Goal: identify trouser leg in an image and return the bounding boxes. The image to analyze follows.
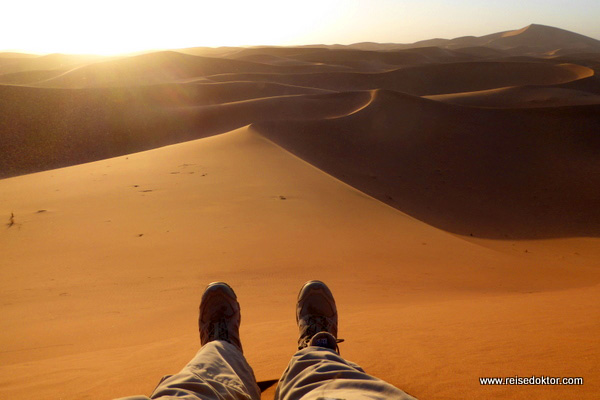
[150,340,261,400]
[274,346,416,400]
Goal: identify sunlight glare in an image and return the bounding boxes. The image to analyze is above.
[2,0,345,55]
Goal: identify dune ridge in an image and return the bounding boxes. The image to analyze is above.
[206,61,591,95]
[400,24,600,55]
[425,85,600,108]
[30,51,351,88]
[0,85,366,177]
[0,53,107,75]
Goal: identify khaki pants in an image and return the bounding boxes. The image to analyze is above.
[117,341,416,400]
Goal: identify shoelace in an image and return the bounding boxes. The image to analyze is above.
[208,318,230,342]
[298,315,345,350]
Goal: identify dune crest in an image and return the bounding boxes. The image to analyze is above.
[426,85,600,108]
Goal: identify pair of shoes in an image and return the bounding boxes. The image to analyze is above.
[199,280,342,353]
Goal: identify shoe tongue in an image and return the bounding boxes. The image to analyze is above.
[313,337,331,348]
[309,332,337,351]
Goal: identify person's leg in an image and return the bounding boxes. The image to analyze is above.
[119,282,260,400]
[274,281,416,400]
[150,340,259,400]
[275,334,415,400]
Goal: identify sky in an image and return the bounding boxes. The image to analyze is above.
[2,0,599,55]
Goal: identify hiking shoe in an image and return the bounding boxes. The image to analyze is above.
[198,282,243,352]
[296,280,344,351]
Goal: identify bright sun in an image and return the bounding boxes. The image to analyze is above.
[3,1,600,55]
[2,0,346,55]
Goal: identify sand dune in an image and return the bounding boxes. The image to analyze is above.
[557,75,600,94]
[273,47,474,70]
[452,46,508,58]
[550,53,600,77]
[426,85,600,108]
[492,24,600,53]
[32,51,349,88]
[0,53,106,75]
[1,127,598,400]
[219,46,338,59]
[254,89,600,239]
[225,53,320,67]
[0,69,68,85]
[207,61,591,95]
[175,46,244,58]
[0,52,38,59]
[403,24,600,55]
[0,86,363,177]
[2,25,600,400]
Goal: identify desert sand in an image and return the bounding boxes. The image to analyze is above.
[1,24,599,400]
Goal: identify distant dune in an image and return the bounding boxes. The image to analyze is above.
[0,53,107,75]
[558,75,600,93]
[0,85,362,176]
[254,89,600,239]
[425,85,600,108]
[0,52,38,59]
[1,24,600,400]
[400,24,600,55]
[29,51,349,88]
[206,61,590,94]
